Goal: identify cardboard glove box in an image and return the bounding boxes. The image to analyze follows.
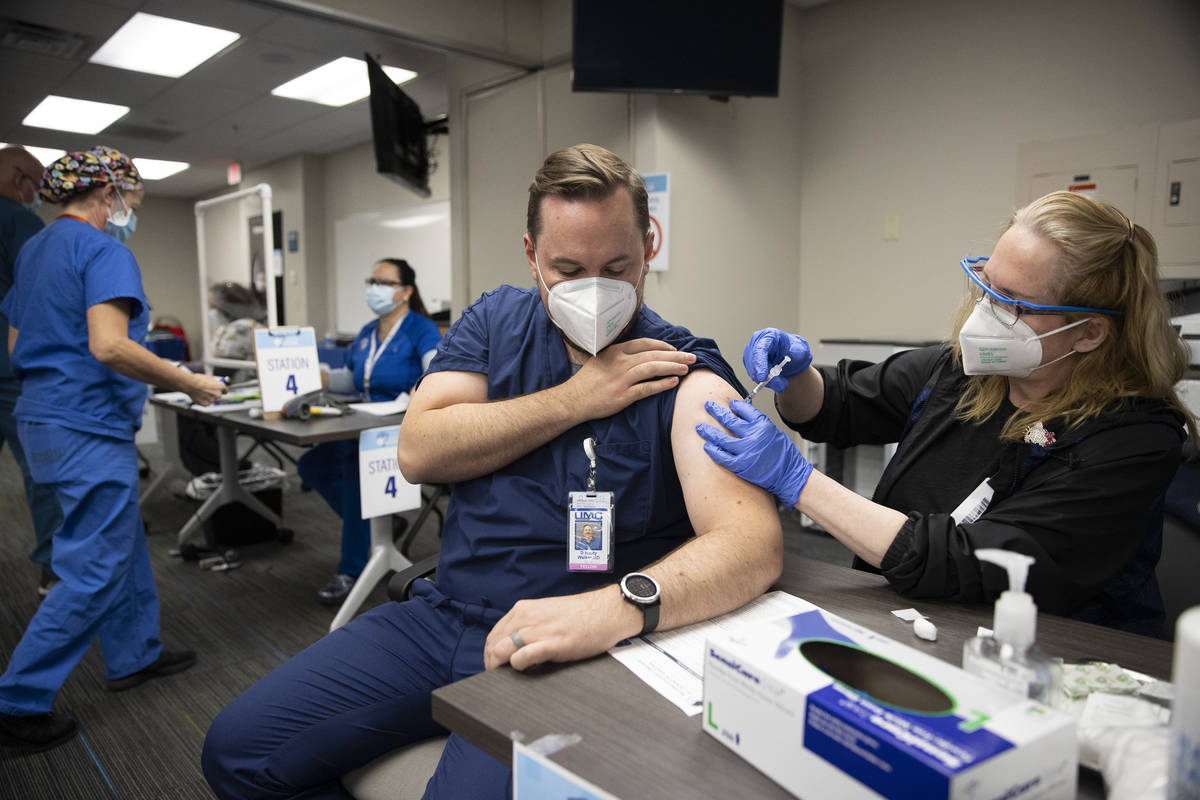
[702,601,1076,800]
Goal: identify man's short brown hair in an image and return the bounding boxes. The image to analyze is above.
[526,144,649,244]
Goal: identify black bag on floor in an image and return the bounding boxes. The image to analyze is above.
[186,466,287,548]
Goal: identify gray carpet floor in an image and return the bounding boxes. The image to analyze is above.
[0,435,850,799]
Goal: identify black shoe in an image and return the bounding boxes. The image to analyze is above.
[0,709,78,752]
[316,573,356,606]
[106,647,197,692]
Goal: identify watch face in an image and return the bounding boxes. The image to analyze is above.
[624,574,657,600]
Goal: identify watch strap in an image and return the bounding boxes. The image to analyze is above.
[639,601,660,636]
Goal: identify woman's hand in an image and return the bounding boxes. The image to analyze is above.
[185,373,227,406]
[743,328,813,392]
[696,399,813,507]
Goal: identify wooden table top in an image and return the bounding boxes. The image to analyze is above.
[433,555,1173,799]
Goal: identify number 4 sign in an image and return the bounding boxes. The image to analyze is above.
[253,327,322,414]
[359,426,421,519]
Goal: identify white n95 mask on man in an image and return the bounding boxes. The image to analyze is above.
[958,301,1090,377]
[535,255,641,356]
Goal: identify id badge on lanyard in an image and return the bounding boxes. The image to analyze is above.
[363,320,401,398]
[568,437,614,572]
[950,478,994,525]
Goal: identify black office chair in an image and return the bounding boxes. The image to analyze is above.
[346,497,447,800]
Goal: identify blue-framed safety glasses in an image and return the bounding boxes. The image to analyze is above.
[960,257,1123,327]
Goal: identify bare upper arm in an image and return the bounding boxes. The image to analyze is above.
[670,368,781,538]
[86,300,132,356]
[405,369,489,416]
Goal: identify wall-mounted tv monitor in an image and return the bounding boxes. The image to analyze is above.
[366,52,431,198]
[572,0,784,98]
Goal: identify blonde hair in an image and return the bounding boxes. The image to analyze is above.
[526,144,649,243]
[953,191,1196,441]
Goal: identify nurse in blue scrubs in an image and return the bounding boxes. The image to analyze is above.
[0,147,227,752]
[299,258,442,605]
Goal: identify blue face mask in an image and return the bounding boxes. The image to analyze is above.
[105,211,137,243]
[22,189,42,214]
[365,283,397,316]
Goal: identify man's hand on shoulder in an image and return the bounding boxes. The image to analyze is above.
[483,587,640,671]
[563,338,696,419]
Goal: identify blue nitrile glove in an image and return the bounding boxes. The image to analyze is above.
[743,328,813,392]
[696,399,814,507]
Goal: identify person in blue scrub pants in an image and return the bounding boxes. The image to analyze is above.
[202,144,783,800]
[0,146,63,597]
[0,146,227,753]
[298,258,442,605]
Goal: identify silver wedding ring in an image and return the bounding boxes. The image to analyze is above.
[510,631,527,649]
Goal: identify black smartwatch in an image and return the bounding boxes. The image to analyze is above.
[619,572,661,636]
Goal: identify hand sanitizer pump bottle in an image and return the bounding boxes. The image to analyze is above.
[962,549,1062,706]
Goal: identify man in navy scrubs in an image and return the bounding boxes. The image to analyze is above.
[0,147,62,597]
[203,144,783,800]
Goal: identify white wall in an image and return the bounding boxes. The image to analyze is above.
[144,0,1200,371]
[195,156,314,333]
[32,194,206,351]
[322,139,452,334]
[127,196,202,348]
[452,22,805,393]
[632,30,804,386]
[794,0,1200,346]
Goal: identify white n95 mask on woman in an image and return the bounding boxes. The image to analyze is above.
[535,255,641,356]
[958,301,1090,377]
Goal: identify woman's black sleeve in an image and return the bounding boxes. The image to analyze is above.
[879,420,1184,615]
[788,347,946,449]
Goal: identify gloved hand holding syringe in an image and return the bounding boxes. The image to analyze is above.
[744,356,791,402]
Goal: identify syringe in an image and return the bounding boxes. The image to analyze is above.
[744,356,791,402]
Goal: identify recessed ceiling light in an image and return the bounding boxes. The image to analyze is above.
[271,56,417,107]
[23,96,130,134]
[0,144,68,166]
[89,12,240,78]
[135,158,189,180]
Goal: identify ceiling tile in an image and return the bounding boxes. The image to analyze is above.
[0,1,454,200]
[146,165,229,199]
[172,97,328,161]
[137,0,280,35]
[4,0,130,38]
[50,62,175,107]
[183,38,331,93]
[136,82,258,130]
[252,105,373,155]
[253,15,446,74]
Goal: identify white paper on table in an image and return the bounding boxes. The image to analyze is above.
[193,399,263,414]
[152,391,191,404]
[607,590,812,716]
[348,393,409,416]
[150,393,260,413]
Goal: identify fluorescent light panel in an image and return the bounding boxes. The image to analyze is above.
[89,12,240,78]
[0,144,67,166]
[23,95,129,134]
[135,158,189,180]
[271,57,417,107]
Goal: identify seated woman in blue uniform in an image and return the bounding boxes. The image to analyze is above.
[298,258,442,605]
